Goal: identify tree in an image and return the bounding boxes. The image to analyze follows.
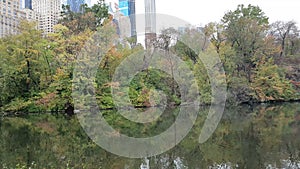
[0,21,48,104]
[39,25,94,112]
[59,0,108,34]
[222,4,269,82]
[84,0,109,27]
[270,21,299,57]
[204,22,226,54]
[174,27,207,63]
[155,27,178,51]
[251,57,296,102]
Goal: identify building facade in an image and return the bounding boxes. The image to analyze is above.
[144,0,156,48]
[0,0,24,37]
[145,0,155,34]
[24,0,32,9]
[118,0,136,37]
[128,0,136,37]
[65,0,91,13]
[32,0,61,34]
[20,8,39,24]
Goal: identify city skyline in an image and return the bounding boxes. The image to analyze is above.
[93,0,300,27]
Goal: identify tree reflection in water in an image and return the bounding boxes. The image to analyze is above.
[1,102,300,168]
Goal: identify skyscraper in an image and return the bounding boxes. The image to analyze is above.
[118,0,136,37]
[66,0,91,13]
[24,0,32,9]
[0,0,25,37]
[145,0,156,48]
[129,0,136,37]
[0,0,42,37]
[32,0,61,34]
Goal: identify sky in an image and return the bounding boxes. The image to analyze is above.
[91,0,300,27]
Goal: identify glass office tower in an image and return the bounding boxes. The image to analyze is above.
[144,0,156,48]
[119,0,136,37]
[24,0,32,9]
[66,0,91,12]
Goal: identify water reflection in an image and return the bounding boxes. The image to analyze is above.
[1,102,300,168]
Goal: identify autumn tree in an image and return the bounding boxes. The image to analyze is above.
[251,57,296,102]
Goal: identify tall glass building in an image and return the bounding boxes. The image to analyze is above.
[66,0,91,12]
[145,0,156,34]
[145,0,156,48]
[118,0,136,37]
[20,0,32,9]
[24,0,32,9]
[129,0,136,37]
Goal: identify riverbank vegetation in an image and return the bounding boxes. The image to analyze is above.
[0,3,299,114]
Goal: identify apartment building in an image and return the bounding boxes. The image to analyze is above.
[20,7,40,26]
[0,0,25,37]
[32,0,61,34]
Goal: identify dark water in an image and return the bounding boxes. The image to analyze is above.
[1,102,300,169]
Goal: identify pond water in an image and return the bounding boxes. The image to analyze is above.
[1,102,300,169]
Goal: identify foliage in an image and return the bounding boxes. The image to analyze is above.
[60,0,108,34]
[0,21,49,107]
[1,3,300,169]
[1,4,300,114]
[222,4,269,81]
[251,57,296,102]
[270,21,299,57]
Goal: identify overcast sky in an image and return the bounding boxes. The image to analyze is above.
[91,0,300,26]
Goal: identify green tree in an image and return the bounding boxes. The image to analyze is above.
[0,21,48,106]
[174,27,207,63]
[35,25,94,113]
[222,4,269,82]
[60,0,108,34]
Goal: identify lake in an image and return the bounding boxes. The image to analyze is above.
[1,102,300,168]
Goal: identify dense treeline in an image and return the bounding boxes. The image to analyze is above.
[0,3,299,114]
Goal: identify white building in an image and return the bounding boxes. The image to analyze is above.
[32,0,61,34]
[145,0,156,34]
[20,8,40,23]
